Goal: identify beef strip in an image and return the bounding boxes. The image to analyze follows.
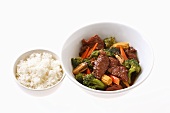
[93,51,109,79]
[79,35,104,56]
[108,66,128,82]
[125,47,139,62]
[109,57,120,67]
[106,84,123,91]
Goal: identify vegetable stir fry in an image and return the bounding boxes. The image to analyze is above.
[71,35,141,91]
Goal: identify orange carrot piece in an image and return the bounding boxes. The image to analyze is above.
[110,75,120,85]
[86,43,98,58]
[86,68,91,74]
[81,47,90,59]
[120,46,128,60]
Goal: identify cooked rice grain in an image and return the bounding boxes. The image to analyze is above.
[16,52,63,89]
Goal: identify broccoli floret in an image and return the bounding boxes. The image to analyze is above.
[83,74,95,85]
[71,57,83,68]
[83,74,106,90]
[104,47,120,57]
[75,73,84,84]
[90,50,100,58]
[83,58,93,69]
[123,59,141,84]
[104,37,116,48]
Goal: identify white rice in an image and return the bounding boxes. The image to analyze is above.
[16,52,63,90]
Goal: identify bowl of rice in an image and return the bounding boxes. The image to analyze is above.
[13,49,65,91]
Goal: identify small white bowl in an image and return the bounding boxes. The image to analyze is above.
[61,22,154,97]
[13,49,65,95]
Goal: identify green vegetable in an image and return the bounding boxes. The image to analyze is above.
[71,57,83,68]
[104,47,120,57]
[83,58,93,69]
[75,73,84,84]
[83,74,106,90]
[104,37,116,48]
[123,59,141,84]
[89,50,100,58]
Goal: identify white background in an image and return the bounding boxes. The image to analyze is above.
[0,0,169,113]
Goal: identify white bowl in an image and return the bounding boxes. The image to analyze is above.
[13,49,65,95]
[61,22,154,97]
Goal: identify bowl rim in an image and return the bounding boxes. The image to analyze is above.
[61,21,154,94]
[13,49,65,91]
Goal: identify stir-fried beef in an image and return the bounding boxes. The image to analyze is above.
[93,51,109,79]
[108,66,128,82]
[125,47,139,62]
[106,84,123,91]
[79,35,104,56]
[109,57,120,67]
[71,35,141,91]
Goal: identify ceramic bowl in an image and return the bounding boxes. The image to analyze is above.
[61,22,154,97]
[13,49,65,94]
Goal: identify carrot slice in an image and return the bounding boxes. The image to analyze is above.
[81,47,90,59]
[110,75,120,85]
[86,68,91,74]
[120,46,128,60]
[86,43,98,58]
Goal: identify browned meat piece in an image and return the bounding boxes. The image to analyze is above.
[79,35,104,56]
[125,47,139,62]
[93,52,109,79]
[109,57,120,67]
[106,84,122,91]
[108,66,128,82]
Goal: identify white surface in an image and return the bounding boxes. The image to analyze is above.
[0,0,169,113]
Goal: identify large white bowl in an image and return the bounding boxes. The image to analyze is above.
[61,22,154,97]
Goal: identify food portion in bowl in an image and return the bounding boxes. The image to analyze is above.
[15,51,64,90]
[71,34,141,91]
